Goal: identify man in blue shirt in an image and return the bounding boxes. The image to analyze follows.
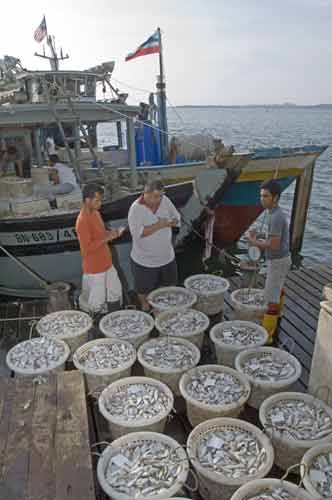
[248,179,291,343]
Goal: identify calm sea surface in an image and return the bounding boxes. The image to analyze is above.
[167,106,332,265]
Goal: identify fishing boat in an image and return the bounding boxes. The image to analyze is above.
[0,30,327,298]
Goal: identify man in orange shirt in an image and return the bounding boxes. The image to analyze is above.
[76,183,123,314]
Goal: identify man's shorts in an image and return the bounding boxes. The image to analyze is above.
[131,258,178,295]
[264,256,291,304]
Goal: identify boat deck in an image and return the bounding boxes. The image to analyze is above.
[0,263,331,499]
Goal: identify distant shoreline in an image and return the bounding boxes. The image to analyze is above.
[172,104,332,109]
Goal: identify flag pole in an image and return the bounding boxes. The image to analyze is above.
[156,27,169,163]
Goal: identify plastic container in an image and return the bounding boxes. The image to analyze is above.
[179,364,251,427]
[184,274,230,316]
[97,431,189,500]
[230,478,313,500]
[231,289,267,322]
[137,337,201,396]
[302,443,332,499]
[235,347,302,409]
[98,376,174,439]
[187,417,274,500]
[99,309,154,349]
[148,286,197,315]
[73,338,137,394]
[210,320,268,368]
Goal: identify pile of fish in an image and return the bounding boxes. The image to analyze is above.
[151,289,195,309]
[103,382,171,420]
[7,337,66,370]
[308,451,332,497]
[37,311,91,337]
[104,440,185,498]
[78,341,135,371]
[197,428,267,478]
[215,324,265,346]
[186,370,245,405]
[187,275,228,294]
[140,339,198,370]
[246,487,298,500]
[265,400,332,440]
[241,354,296,381]
[237,290,266,307]
[157,309,207,336]
[101,312,152,339]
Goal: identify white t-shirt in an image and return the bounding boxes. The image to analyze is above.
[55,162,77,186]
[128,195,181,268]
[46,137,56,155]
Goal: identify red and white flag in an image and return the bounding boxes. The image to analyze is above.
[34,16,47,43]
[125,30,160,62]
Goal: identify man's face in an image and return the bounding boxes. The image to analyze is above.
[260,188,276,209]
[144,189,163,209]
[87,192,102,211]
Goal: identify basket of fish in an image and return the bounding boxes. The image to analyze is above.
[187,417,274,500]
[230,478,313,500]
[231,289,267,322]
[97,431,189,500]
[155,307,210,349]
[73,338,137,393]
[99,310,155,349]
[137,337,201,396]
[184,274,230,316]
[259,392,332,471]
[6,337,70,377]
[148,286,197,315]
[179,364,251,427]
[210,320,268,368]
[36,309,92,356]
[301,443,332,499]
[98,376,174,439]
[235,347,302,409]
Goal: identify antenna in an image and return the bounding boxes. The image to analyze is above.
[35,34,69,71]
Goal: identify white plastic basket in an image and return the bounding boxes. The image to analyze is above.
[98,376,174,439]
[230,478,313,500]
[179,364,251,427]
[99,309,154,349]
[235,347,302,409]
[97,431,189,500]
[73,338,137,393]
[231,289,267,322]
[184,274,230,316]
[210,320,268,368]
[259,392,332,471]
[37,309,92,356]
[148,286,197,315]
[155,307,210,349]
[6,337,70,377]
[137,337,201,396]
[301,443,332,499]
[187,417,274,500]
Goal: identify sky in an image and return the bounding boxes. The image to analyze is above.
[1,0,332,106]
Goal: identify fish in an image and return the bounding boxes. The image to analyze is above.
[308,450,332,497]
[140,339,198,370]
[37,310,91,337]
[246,487,299,499]
[157,309,208,337]
[241,354,296,381]
[101,312,152,339]
[186,276,228,294]
[78,341,135,370]
[236,290,266,307]
[214,324,266,346]
[151,289,196,309]
[185,370,246,405]
[7,337,66,370]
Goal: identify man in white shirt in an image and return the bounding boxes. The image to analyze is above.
[128,180,181,311]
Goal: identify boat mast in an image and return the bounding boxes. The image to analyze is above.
[156,27,169,163]
[34,36,69,71]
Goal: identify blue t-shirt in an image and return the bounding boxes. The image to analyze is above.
[265,206,290,260]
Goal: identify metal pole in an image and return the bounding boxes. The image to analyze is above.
[126,117,137,190]
[33,128,43,166]
[116,121,123,148]
[156,27,168,164]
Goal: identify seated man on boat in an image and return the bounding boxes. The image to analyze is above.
[128,180,180,312]
[35,154,78,205]
[248,179,291,344]
[0,145,24,177]
[76,183,124,315]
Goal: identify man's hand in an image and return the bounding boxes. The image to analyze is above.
[104,229,121,242]
[158,218,178,229]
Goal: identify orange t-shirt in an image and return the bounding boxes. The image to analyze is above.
[75,209,112,274]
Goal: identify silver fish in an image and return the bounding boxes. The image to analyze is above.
[186,370,246,405]
[265,400,332,441]
[242,354,296,381]
[246,488,298,499]
[101,312,151,339]
[187,276,228,294]
[103,382,171,420]
[151,289,195,308]
[214,324,266,346]
[78,341,135,370]
[196,428,267,479]
[104,440,186,498]
[37,310,91,337]
[237,289,266,307]
[157,309,208,336]
[141,339,197,370]
[308,451,332,498]
[7,337,66,370]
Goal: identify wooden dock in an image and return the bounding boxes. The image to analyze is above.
[0,262,331,499]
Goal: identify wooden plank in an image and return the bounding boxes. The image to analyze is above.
[303,268,332,287]
[285,275,322,309]
[0,378,35,500]
[56,371,95,500]
[0,378,16,499]
[293,269,325,294]
[26,376,57,500]
[280,312,315,353]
